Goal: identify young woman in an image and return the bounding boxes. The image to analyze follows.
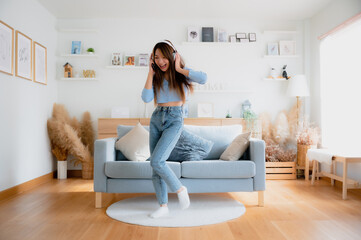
[141,40,207,218]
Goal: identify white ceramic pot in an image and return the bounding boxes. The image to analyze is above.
[57,161,67,179]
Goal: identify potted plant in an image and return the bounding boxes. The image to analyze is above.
[296,122,320,167]
[87,48,95,55]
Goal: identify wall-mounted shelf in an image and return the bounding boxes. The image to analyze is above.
[263,55,299,59]
[105,66,148,69]
[181,42,257,46]
[263,78,288,81]
[59,78,97,81]
[57,28,98,33]
[60,54,98,58]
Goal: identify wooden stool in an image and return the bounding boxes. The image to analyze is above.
[310,155,361,199]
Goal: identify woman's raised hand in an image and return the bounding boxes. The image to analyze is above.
[175,52,182,72]
[149,53,155,75]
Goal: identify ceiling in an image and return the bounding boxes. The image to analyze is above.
[37,0,335,21]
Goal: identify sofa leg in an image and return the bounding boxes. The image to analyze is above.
[95,192,104,208]
[258,191,264,207]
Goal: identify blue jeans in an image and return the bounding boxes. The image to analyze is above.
[149,106,184,205]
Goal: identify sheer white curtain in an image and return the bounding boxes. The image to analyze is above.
[320,19,361,153]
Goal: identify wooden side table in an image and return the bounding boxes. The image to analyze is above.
[310,155,361,199]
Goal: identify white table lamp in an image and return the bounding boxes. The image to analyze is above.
[286,75,310,129]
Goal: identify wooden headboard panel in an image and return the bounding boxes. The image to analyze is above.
[97,118,245,139]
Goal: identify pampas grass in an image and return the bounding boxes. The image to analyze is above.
[47,103,95,179]
[272,110,290,145]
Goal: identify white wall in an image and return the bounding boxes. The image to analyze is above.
[56,18,305,169]
[309,0,361,181]
[0,0,58,191]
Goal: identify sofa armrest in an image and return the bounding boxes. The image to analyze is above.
[94,137,117,192]
[249,138,266,191]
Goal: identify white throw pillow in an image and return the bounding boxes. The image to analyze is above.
[220,132,251,161]
[115,122,150,161]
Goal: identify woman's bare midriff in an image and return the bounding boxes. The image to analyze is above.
[157,101,183,107]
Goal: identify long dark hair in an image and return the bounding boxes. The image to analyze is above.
[152,40,194,104]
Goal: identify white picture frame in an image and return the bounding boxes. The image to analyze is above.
[15,30,32,81]
[0,20,14,76]
[139,53,149,66]
[188,26,200,42]
[267,43,279,55]
[279,40,296,55]
[217,29,227,42]
[229,35,236,43]
[111,52,122,66]
[33,41,47,85]
[248,33,256,42]
[197,103,214,118]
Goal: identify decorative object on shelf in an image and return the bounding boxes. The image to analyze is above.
[270,67,278,79]
[217,29,227,42]
[124,54,135,66]
[87,47,94,54]
[0,20,14,76]
[202,27,214,42]
[286,74,309,129]
[111,106,130,118]
[63,62,73,78]
[248,33,256,42]
[229,35,236,43]
[241,99,252,118]
[33,41,47,85]
[240,38,250,43]
[236,33,247,41]
[15,30,32,81]
[111,52,122,66]
[83,69,95,78]
[71,41,81,54]
[188,26,200,42]
[139,53,149,66]
[279,40,296,55]
[47,103,95,179]
[267,42,279,55]
[226,109,232,118]
[282,65,290,80]
[197,103,214,118]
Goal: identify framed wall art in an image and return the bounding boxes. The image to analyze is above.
[197,103,214,118]
[279,40,296,55]
[15,30,32,80]
[0,20,14,75]
[267,42,279,55]
[33,41,47,85]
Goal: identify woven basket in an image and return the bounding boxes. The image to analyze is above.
[297,144,316,167]
[82,161,94,179]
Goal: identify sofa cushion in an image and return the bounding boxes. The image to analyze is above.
[168,129,213,161]
[105,161,181,179]
[181,160,255,178]
[183,125,243,159]
[220,132,251,161]
[115,123,150,161]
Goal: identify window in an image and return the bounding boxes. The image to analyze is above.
[320,19,361,152]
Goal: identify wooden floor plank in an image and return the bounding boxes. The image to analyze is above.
[0,178,360,240]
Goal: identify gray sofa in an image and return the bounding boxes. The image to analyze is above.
[94,124,266,208]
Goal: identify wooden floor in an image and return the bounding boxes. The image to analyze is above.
[0,179,361,240]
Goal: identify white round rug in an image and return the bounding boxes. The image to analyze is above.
[106,194,246,227]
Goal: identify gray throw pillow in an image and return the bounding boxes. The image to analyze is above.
[168,129,214,161]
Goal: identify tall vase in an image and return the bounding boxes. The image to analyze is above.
[57,160,67,179]
[297,144,316,167]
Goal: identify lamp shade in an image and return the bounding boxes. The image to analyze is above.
[286,74,310,97]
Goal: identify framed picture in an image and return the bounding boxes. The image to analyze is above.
[240,38,249,43]
[229,35,236,43]
[188,26,200,42]
[111,52,122,65]
[202,27,214,42]
[217,29,227,42]
[197,103,214,118]
[267,43,279,55]
[15,30,32,81]
[236,33,247,39]
[33,41,47,85]
[248,33,256,42]
[0,20,14,75]
[279,41,296,55]
[139,53,149,66]
[71,41,81,54]
[124,54,135,66]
